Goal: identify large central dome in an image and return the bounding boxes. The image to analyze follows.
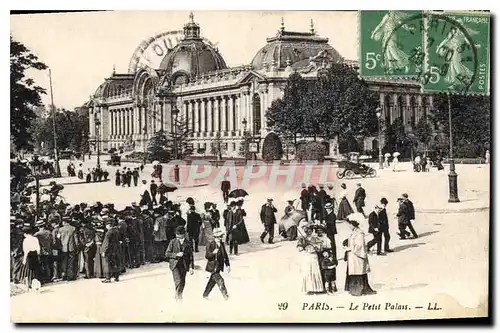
[159,13,227,85]
[251,21,342,70]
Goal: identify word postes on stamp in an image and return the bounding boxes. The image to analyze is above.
[359,10,424,78]
[423,11,490,95]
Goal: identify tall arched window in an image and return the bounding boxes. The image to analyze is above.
[253,93,261,133]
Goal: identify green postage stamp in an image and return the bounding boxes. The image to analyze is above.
[359,10,490,95]
[423,11,490,94]
[359,10,424,78]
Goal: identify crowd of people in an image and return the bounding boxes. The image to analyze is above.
[11,156,420,300]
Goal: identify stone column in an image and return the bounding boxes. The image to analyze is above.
[213,97,219,134]
[201,99,206,134]
[238,93,244,134]
[187,101,193,133]
[228,96,234,135]
[183,101,188,131]
[194,100,199,133]
[207,98,213,135]
[261,91,266,132]
[392,94,399,124]
[221,96,227,133]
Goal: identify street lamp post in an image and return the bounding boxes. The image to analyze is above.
[376,107,383,169]
[447,94,460,203]
[48,68,61,177]
[242,118,248,165]
[94,113,101,169]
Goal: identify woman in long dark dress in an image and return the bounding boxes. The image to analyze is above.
[94,222,106,279]
[11,223,24,283]
[19,225,41,288]
[343,219,376,296]
[337,183,354,221]
[115,170,121,186]
[236,200,250,244]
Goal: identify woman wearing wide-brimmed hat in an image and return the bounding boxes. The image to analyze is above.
[343,218,376,296]
[337,183,354,221]
[297,224,325,294]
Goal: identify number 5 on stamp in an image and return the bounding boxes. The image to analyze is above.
[359,10,424,78]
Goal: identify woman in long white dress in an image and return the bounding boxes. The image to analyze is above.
[343,219,376,296]
[297,225,325,294]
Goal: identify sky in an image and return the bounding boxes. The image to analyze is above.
[10,10,358,110]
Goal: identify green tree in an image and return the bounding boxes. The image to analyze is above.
[430,94,490,156]
[261,132,284,161]
[415,118,433,151]
[315,63,379,142]
[147,130,170,162]
[11,36,47,151]
[170,114,192,158]
[266,72,309,144]
[210,132,225,160]
[266,63,379,146]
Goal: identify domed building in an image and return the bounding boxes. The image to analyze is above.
[87,13,432,157]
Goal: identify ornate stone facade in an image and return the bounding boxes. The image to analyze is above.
[88,14,433,156]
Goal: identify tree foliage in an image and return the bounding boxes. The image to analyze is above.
[210,132,225,159]
[261,132,284,161]
[266,63,379,147]
[430,94,490,156]
[31,107,89,153]
[11,36,48,151]
[170,114,193,158]
[296,141,327,162]
[415,118,433,149]
[147,130,170,162]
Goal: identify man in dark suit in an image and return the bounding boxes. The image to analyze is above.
[366,205,384,255]
[378,198,393,253]
[165,226,194,301]
[323,202,337,260]
[101,219,122,283]
[299,183,311,221]
[396,198,411,240]
[150,180,158,205]
[203,228,230,300]
[221,177,231,204]
[260,198,277,244]
[402,193,418,239]
[187,206,202,252]
[353,183,367,217]
[58,217,80,281]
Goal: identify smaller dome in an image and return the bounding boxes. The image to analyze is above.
[251,24,342,70]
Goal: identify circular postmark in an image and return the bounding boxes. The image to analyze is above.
[381,11,480,93]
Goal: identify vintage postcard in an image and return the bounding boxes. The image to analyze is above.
[10,10,490,323]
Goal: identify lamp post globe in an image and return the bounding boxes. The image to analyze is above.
[376,107,383,170]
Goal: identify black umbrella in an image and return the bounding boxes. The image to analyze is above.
[163,183,178,193]
[228,189,249,198]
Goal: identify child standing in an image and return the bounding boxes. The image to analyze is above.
[320,250,338,294]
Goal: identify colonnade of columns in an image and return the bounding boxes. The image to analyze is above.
[182,93,246,138]
[379,92,432,130]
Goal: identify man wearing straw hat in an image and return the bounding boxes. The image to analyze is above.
[203,227,230,300]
